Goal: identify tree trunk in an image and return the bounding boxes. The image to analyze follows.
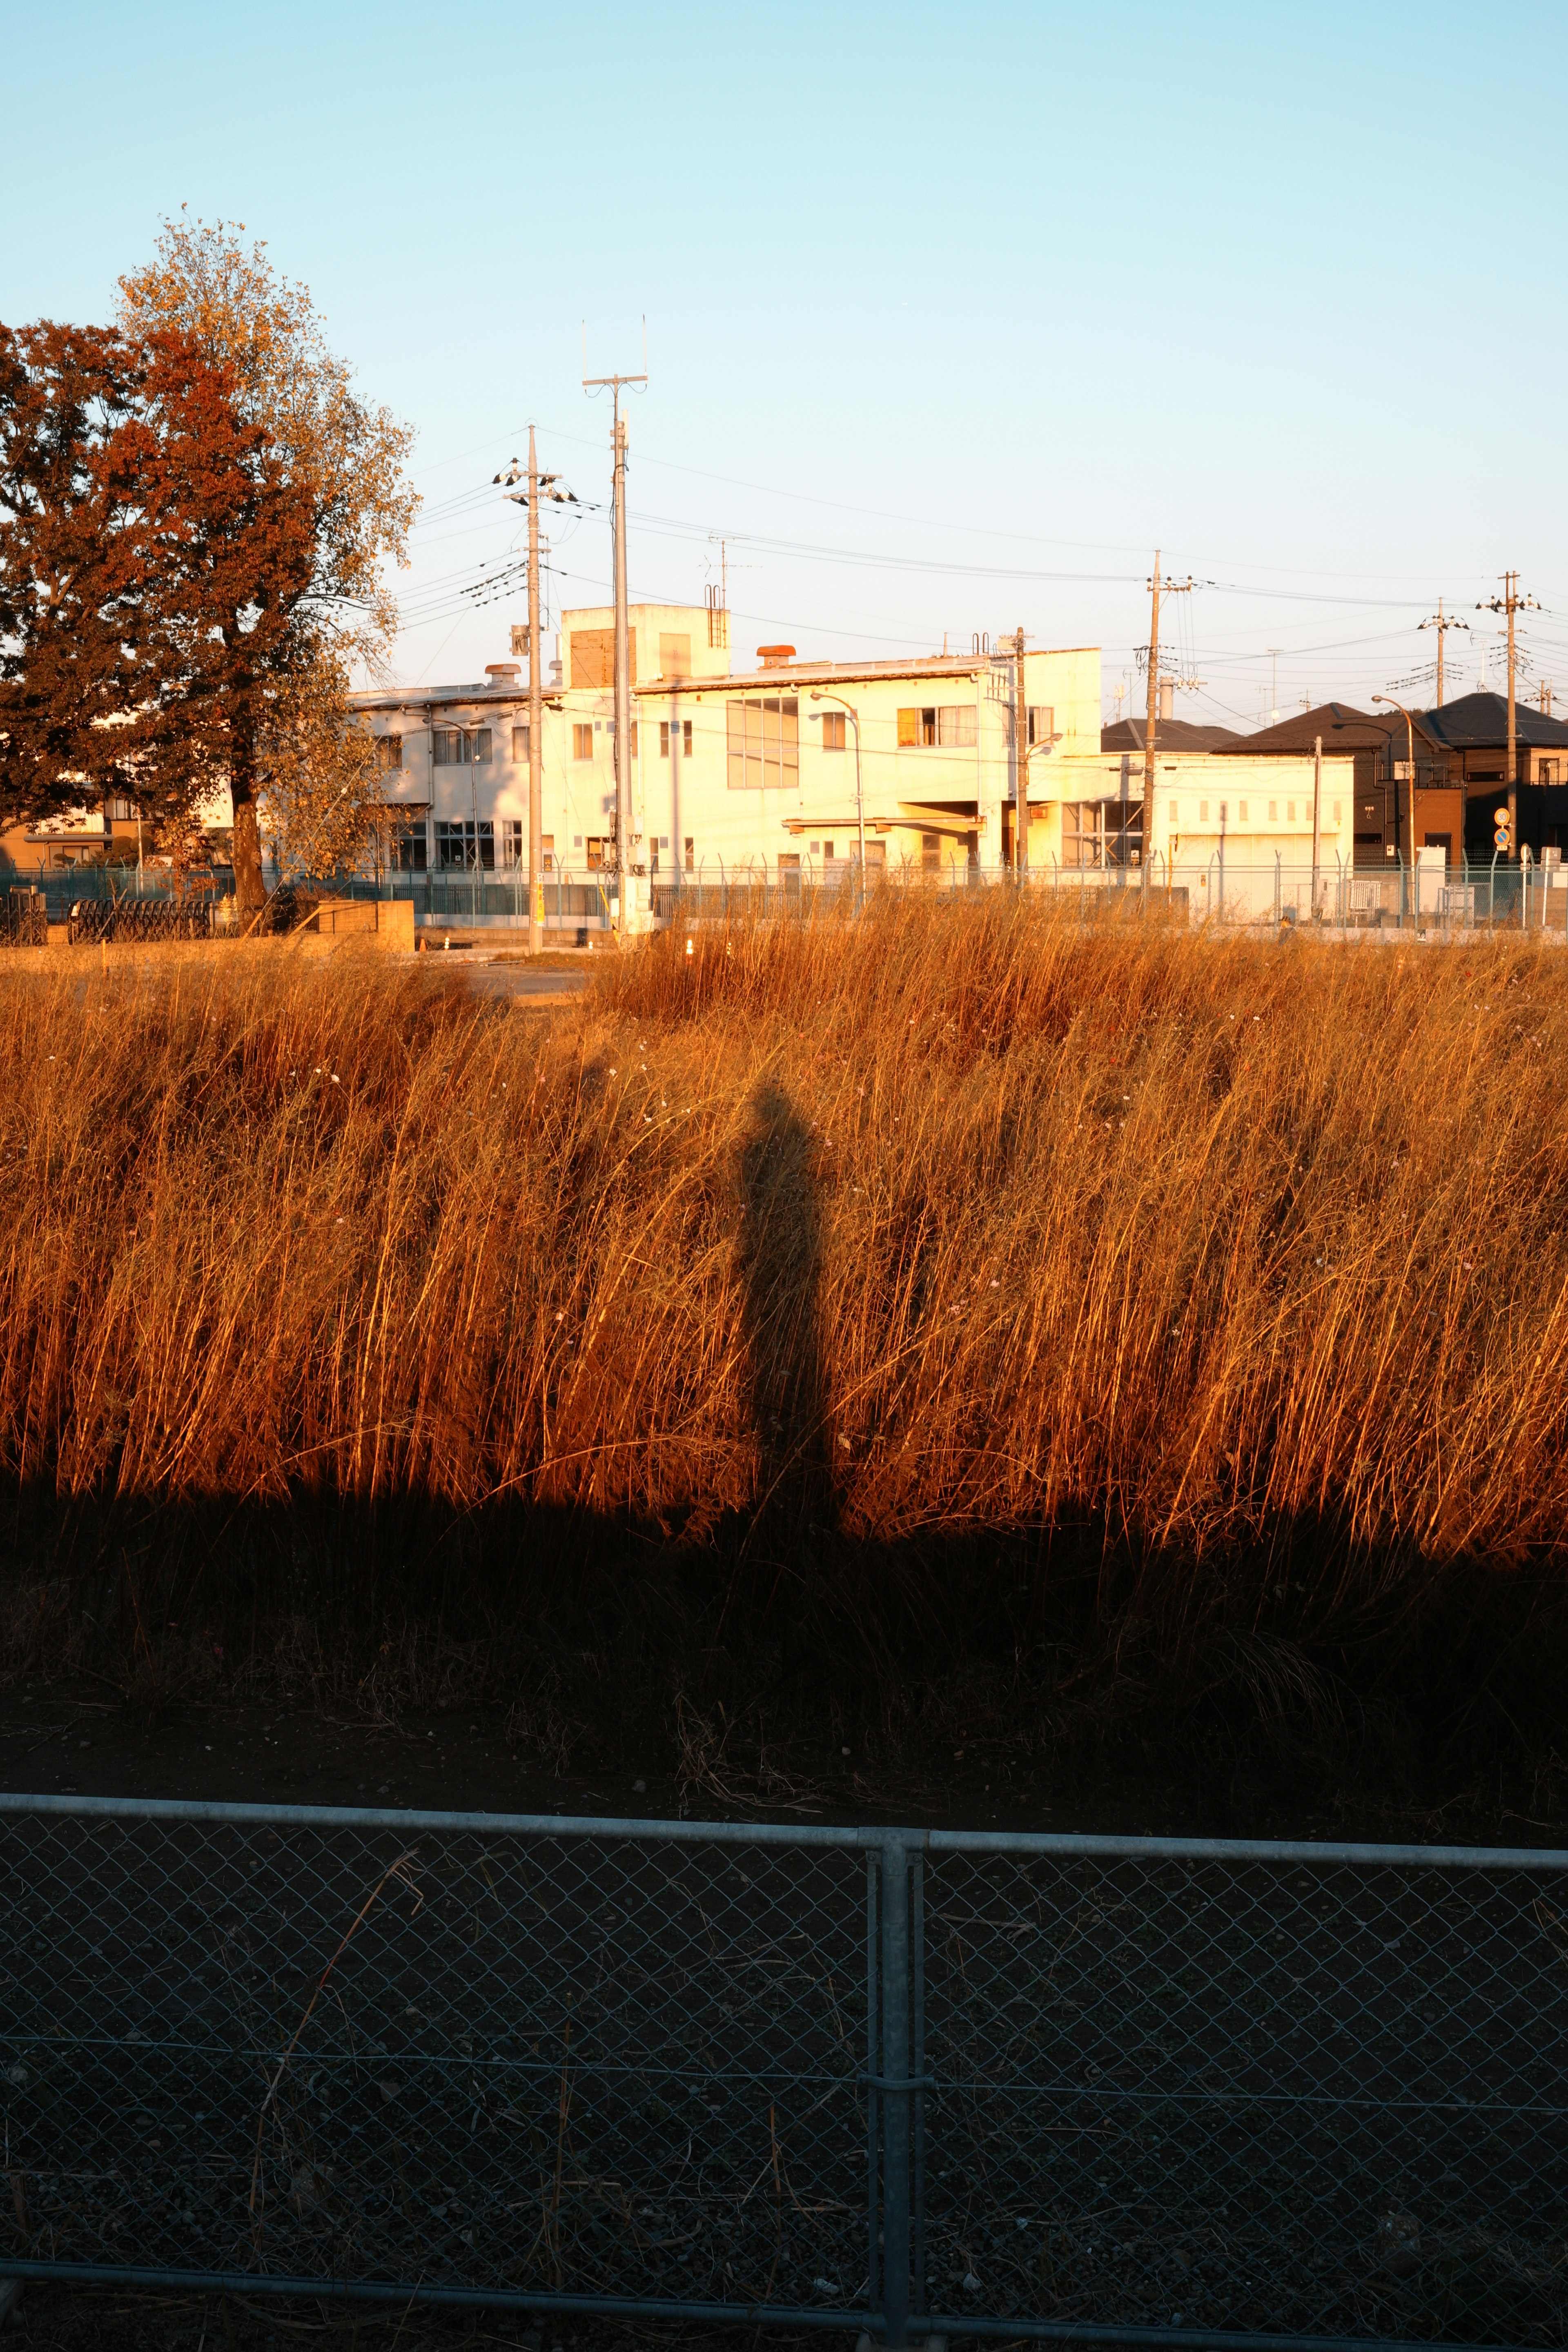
[229,712,267,920]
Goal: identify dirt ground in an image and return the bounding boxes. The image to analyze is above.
[1,2286,821,2352]
[0,1671,1462,1843]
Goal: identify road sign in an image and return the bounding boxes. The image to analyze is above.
[1495,828,1511,852]
[1495,806,1510,827]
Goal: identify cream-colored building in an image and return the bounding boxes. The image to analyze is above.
[1045,748,1360,921]
[350,606,1102,916]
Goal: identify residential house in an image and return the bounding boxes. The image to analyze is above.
[1413,691,1568,863]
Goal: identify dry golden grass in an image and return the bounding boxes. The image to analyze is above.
[2,898,1567,1743]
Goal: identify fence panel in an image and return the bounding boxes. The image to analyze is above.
[0,1801,869,2326]
[920,1837,1568,2346]
[3,1800,1568,2350]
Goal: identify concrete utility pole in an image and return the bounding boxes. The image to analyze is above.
[496,441,577,952]
[526,426,543,954]
[1013,625,1028,877]
[1142,552,1160,866]
[1478,573,1539,861]
[612,408,631,929]
[1311,733,1322,915]
[1140,555,1193,878]
[584,338,647,938]
[1418,596,1468,707]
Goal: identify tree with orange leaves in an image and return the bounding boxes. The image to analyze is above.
[117,215,416,913]
[0,320,317,853]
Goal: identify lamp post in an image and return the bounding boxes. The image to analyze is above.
[808,691,865,893]
[1018,731,1063,883]
[1372,693,1419,924]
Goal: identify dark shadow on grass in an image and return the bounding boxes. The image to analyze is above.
[735,1080,837,1609]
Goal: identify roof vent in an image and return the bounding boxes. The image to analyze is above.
[757,644,796,669]
[485,662,521,684]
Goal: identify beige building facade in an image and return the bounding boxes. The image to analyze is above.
[350,607,1102,907]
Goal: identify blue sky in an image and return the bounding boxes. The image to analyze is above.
[7,0,1568,724]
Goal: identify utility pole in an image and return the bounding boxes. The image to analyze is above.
[1142,552,1160,865]
[1013,625,1028,877]
[1140,554,1193,879]
[584,338,648,938]
[1418,596,1469,706]
[1311,733,1322,916]
[1477,573,1540,861]
[526,426,543,953]
[495,443,577,953]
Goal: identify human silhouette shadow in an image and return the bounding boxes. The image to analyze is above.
[736,1079,838,1592]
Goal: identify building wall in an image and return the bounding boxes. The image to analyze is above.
[353,612,1104,886]
[1049,750,1357,915]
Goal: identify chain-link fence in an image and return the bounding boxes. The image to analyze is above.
[1,888,47,947]
[2,1800,1566,2349]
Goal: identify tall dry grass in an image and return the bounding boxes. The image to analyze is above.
[2,900,1567,1756]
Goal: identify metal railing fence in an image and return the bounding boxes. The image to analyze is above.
[3,1798,1567,2350]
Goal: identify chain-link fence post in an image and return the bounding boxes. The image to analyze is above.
[880,1836,913,2350]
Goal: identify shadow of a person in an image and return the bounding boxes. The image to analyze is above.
[737,1080,838,1599]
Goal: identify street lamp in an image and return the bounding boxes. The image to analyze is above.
[1372,693,1420,922]
[1018,728,1063,882]
[807,692,865,889]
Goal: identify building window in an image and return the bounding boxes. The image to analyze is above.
[541,834,555,872]
[1269,800,1278,822]
[512,723,530,763]
[106,795,134,822]
[1167,801,1178,825]
[1062,801,1142,871]
[392,821,427,872]
[822,839,834,861]
[898,705,978,748]
[376,734,404,772]
[726,695,799,791]
[660,719,693,757]
[572,724,594,761]
[921,832,942,870]
[585,836,609,870]
[778,852,800,872]
[1239,801,1249,823]
[1332,802,1341,824]
[432,726,491,765]
[684,837,695,871]
[821,711,846,751]
[1027,705,1054,747]
[501,820,523,866]
[1287,800,1296,824]
[434,819,494,870]
[1199,800,1209,823]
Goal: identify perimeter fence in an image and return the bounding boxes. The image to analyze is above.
[2,1797,1566,2351]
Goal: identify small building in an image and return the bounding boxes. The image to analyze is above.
[1050,746,1357,920]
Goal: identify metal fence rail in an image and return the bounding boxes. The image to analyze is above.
[2,1798,1566,2351]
